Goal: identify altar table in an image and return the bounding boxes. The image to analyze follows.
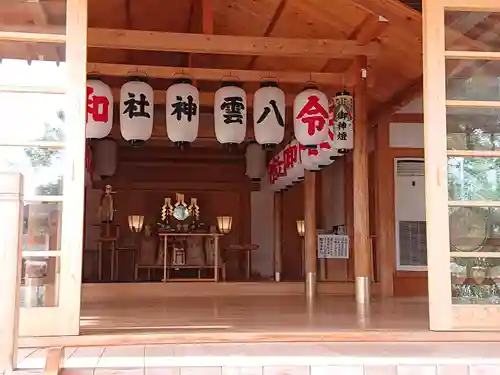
[158,232,223,282]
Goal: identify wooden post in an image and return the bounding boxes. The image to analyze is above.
[0,173,23,373]
[304,170,317,301]
[273,192,282,282]
[353,56,372,305]
[375,118,396,297]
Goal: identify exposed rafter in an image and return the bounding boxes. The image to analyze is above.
[321,14,388,73]
[350,0,422,39]
[87,28,380,58]
[202,0,214,34]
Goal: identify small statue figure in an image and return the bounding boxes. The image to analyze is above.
[98,184,115,223]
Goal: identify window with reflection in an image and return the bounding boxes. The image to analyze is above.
[449,207,500,304]
[447,108,500,151]
[451,256,500,305]
[0,146,65,197]
[448,157,500,201]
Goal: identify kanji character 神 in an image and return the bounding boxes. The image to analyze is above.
[171,95,197,122]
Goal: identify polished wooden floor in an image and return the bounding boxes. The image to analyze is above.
[19,293,500,348]
[80,295,429,334]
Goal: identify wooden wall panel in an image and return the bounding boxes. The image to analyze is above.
[319,161,349,281]
[281,183,304,281]
[394,271,428,297]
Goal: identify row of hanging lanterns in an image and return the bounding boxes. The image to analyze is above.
[267,92,353,191]
[86,79,354,149]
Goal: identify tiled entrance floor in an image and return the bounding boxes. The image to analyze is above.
[13,342,500,375]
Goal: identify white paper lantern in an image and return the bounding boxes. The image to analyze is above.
[268,152,285,191]
[245,142,266,181]
[86,79,113,139]
[93,138,117,177]
[166,79,199,145]
[214,83,247,146]
[277,148,295,189]
[293,88,329,146]
[120,79,154,146]
[284,140,304,183]
[332,90,354,153]
[300,144,322,172]
[253,82,285,147]
[316,116,339,167]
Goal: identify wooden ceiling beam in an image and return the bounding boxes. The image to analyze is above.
[87,28,380,58]
[188,0,214,80]
[354,15,389,46]
[0,24,65,43]
[110,88,295,107]
[26,0,63,62]
[246,0,288,70]
[88,62,349,86]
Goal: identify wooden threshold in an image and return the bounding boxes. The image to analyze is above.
[81,282,370,303]
[19,328,500,348]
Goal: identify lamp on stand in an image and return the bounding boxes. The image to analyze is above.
[296,219,305,278]
[215,216,232,280]
[128,215,145,251]
[216,216,233,234]
[125,215,144,281]
[128,215,145,233]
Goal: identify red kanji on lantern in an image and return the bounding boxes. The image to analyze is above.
[268,153,285,184]
[267,160,277,184]
[283,144,299,171]
[299,143,319,157]
[296,95,329,136]
[319,127,335,150]
[87,86,110,123]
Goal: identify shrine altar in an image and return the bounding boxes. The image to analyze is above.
[159,232,224,282]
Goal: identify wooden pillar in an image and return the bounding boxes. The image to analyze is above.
[304,170,317,301]
[376,118,396,297]
[353,56,372,305]
[0,173,23,373]
[273,192,282,282]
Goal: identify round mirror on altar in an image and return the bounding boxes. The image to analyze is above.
[158,193,201,232]
[173,205,189,221]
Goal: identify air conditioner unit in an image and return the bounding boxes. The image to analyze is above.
[394,158,427,270]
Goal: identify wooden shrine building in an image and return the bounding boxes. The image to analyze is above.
[2,0,500,373]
